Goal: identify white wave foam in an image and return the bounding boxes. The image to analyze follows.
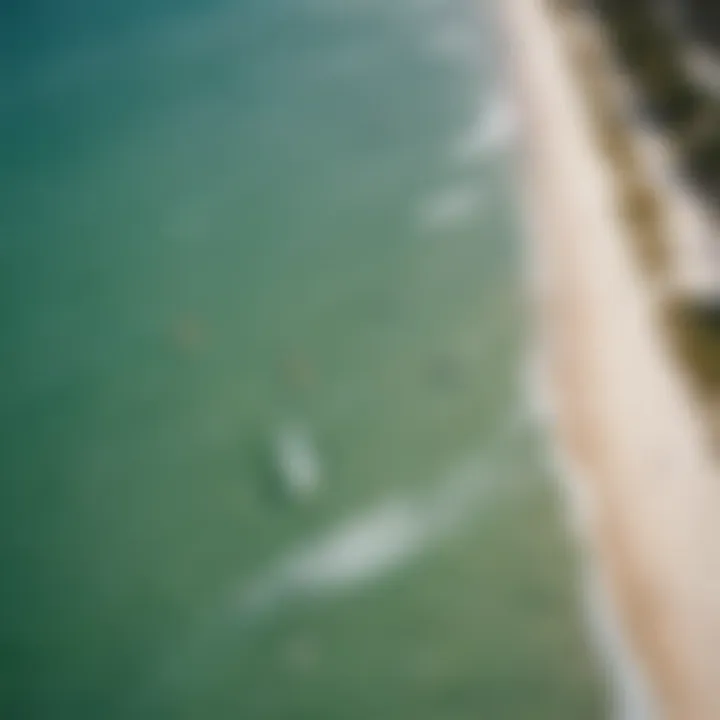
[584,572,658,720]
[416,184,485,232]
[242,500,423,615]
[236,420,518,621]
[452,93,517,163]
[153,414,527,701]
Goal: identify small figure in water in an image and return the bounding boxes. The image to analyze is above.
[279,349,314,393]
[170,312,203,353]
[272,421,322,500]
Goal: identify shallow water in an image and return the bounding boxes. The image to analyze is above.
[1,0,607,717]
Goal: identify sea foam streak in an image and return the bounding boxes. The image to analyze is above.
[452,93,517,163]
[238,420,518,620]
[152,419,521,700]
[416,184,486,231]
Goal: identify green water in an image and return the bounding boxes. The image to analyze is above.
[1,0,607,717]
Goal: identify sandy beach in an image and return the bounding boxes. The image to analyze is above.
[502,1,720,716]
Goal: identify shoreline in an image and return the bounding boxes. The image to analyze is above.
[523,341,657,719]
[502,1,720,716]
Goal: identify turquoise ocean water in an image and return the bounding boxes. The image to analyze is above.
[1,0,607,717]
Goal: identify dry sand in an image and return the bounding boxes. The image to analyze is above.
[501,1,720,717]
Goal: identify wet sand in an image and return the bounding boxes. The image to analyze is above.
[502,1,720,716]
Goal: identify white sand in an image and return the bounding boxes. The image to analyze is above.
[501,1,720,717]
